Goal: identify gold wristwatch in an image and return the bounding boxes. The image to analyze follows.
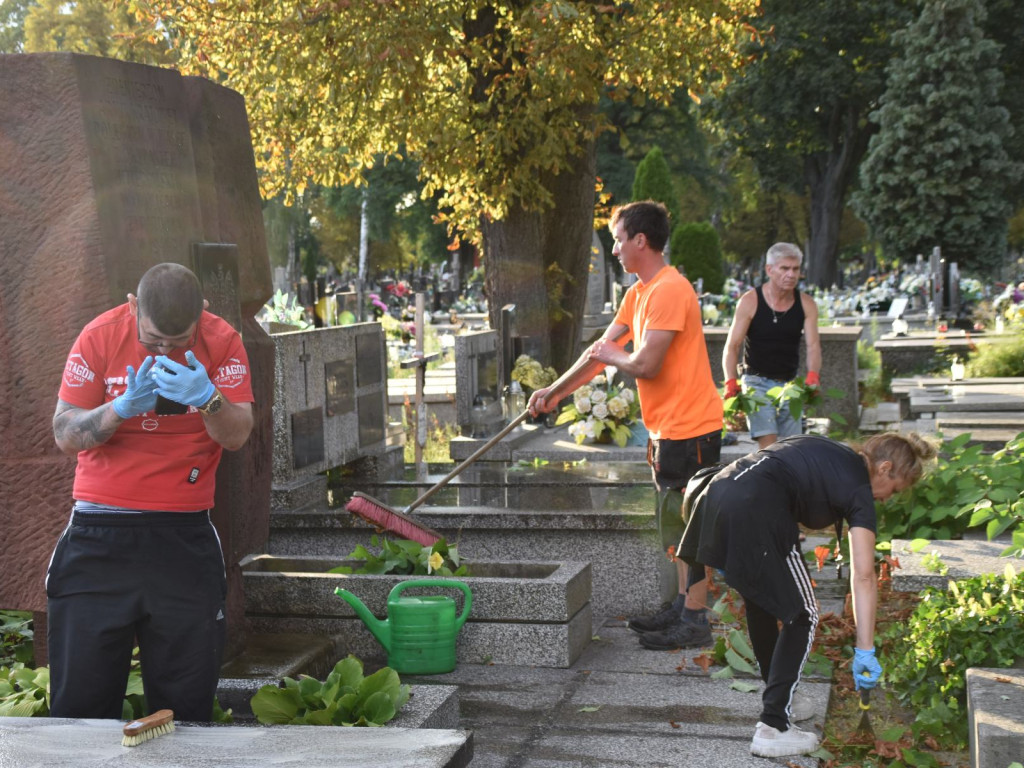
[198,389,224,416]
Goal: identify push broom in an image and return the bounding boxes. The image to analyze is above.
[346,327,631,545]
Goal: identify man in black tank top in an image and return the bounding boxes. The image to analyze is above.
[722,243,822,449]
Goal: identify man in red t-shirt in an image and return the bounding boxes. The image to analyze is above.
[47,263,254,721]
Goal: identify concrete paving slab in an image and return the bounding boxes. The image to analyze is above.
[0,717,472,768]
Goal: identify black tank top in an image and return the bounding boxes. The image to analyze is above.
[742,285,805,381]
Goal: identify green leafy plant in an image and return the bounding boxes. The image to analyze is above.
[259,289,312,330]
[330,535,469,577]
[881,564,1024,748]
[250,655,410,726]
[766,379,845,421]
[965,332,1024,377]
[876,432,1024,556]
[0,664,49,717]
[0,611,33,667]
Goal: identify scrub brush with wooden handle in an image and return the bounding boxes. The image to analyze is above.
[122,709,175,747]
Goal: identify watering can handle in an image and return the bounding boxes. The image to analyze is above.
[391,579,473,630]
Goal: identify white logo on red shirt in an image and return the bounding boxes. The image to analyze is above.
[63,354,96,388]
[215,357,248,390]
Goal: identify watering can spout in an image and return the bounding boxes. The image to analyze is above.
[334,587,391,652]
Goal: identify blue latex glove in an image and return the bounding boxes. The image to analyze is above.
[853,647,883,690]
[112,356,158,418]
[151,350,216,408]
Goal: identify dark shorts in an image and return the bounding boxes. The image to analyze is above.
[649,430,722,549]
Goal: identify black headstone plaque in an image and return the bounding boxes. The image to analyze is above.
[291,407,325,469]
[192,242,242,332]
[356,333,383,387]
[358,392,385,447]
[325,358,355,417]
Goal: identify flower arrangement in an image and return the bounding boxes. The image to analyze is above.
[510,354,558,392]
[555,373,641,447]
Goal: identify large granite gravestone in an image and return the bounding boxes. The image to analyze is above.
[268,324,394,512]
[0,53,273,660]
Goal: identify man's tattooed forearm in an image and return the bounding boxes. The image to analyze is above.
[54,401,119,451]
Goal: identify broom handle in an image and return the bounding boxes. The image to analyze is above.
[404,409,532,514]
[404,325,630,516]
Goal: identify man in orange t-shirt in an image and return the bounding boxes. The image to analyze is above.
[530,201,723,650]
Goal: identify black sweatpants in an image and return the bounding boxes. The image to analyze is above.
[741,544,819,731]
[46,510,227,721]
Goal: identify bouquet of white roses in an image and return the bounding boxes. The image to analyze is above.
[555,373,641,447]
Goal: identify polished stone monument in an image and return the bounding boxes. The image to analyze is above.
[0,53,273,660]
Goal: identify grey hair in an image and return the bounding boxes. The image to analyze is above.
[766,242,803,266]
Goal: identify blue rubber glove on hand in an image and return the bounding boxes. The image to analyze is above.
[112,356,158,418]
[151,350,216,408]
[853,647,883,690]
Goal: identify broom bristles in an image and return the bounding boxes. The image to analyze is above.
[345,492,441,546]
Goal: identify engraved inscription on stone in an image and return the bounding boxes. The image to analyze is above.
[358,392,385,448]
[291,407,325,469]
[193,243,242,332]
[325,359,355,417]
[356,333,383,387]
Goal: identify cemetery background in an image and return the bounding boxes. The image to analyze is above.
[2,0,1024,765]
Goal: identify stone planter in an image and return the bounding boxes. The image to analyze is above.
[241,555,592,669]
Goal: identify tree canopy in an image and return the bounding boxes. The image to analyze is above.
[134,0,757,371]
[854,0,1022,273]
[709,0,913,287]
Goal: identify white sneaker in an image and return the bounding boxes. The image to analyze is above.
[790,689,816,722]
[750,721,820,757]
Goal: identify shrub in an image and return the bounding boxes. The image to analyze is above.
[965,332,1024,377]
[670,221,725,294]
[875,432,1024,557]
[632,147,679,224]
[882,565,1024,748]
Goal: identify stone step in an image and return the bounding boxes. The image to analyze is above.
[967,668,1024,768]
[217,632,461,729]
[0,716,471,768]
[890,537,1014,593]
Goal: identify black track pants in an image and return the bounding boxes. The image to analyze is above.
[46,510,227,721]
[741,545,818,730]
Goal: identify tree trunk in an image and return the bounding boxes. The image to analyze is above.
[482,135,598,376]
[803,105,872,288]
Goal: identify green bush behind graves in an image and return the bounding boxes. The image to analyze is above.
[876,432,1024,557]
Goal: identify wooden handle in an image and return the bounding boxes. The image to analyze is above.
[405,409,531,515]
[123,709,174,736]
[403,324,629,517]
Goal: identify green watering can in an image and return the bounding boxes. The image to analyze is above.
[334,579,472,674]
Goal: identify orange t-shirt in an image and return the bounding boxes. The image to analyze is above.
[615,266,722,440]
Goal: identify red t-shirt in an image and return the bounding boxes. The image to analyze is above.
[58,304,254,511]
